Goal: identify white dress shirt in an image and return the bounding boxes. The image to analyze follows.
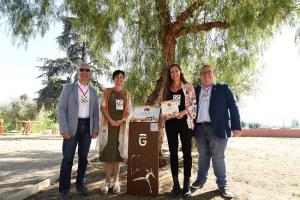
[196,85,212,123]
[78,82,90,118]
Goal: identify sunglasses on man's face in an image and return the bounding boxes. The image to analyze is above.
[79,68,90,72]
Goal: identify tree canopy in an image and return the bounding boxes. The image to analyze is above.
[1,0,299,104]
[0,94,38,130]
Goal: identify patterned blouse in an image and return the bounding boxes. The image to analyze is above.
[181,82,197,129]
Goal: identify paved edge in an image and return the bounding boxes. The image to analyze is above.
[5,154,99,200]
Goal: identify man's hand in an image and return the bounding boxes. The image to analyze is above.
[62,132,71,140]
[91,132,97,139]
[233,130,242,137]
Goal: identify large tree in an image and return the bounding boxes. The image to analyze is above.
[1,0,299,104]
[36,17,111,120]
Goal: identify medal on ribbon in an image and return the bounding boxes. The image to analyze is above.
[78,85,89,104]
[81,96,88,103]
[202,86,211,101]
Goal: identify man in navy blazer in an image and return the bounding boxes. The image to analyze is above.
[191,64,241,198]
[58,63,99,200]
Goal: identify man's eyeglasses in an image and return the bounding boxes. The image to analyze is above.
[79,68,90,72]
[201,70,212,76]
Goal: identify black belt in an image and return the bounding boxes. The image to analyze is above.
[196,122,212,126]
[78,118,90,122]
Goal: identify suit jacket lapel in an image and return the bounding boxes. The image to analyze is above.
[74,82,79,106]
[89,86,94,116]
[196,85,201,106]
[209,84,216,111]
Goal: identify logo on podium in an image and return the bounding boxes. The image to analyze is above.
[139,134,147,146]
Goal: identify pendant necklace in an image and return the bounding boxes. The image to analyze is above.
[78,85,89,103]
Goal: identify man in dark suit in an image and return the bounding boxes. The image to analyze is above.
[191,64,241,198]
[58,63,99,200]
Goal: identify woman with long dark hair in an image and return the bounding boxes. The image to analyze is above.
[163,64,197,198]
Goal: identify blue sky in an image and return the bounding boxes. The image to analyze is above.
[0,22,300,126]
[0,22,64,103]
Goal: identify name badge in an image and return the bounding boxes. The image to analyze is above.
[116,99,124,110]
[173,95,181,105]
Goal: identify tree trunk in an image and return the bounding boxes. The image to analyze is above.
[146,33,176,105]
[81,42,87,62]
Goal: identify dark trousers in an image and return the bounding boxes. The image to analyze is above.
[165,120,192,177]
[59,119,91,193]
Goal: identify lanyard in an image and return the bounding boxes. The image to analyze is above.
[78,85,89,96]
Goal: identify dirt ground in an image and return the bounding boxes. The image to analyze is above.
[25,137,300,200]
[0,134,97,199]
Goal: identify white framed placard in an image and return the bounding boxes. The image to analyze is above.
[130,106,160,122]
[161,100,179,116]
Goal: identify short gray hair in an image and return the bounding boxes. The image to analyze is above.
[78,63,89,68]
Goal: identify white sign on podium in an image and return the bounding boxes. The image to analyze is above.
[130,106,161,122]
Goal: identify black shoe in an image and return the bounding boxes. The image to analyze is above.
[183,176,191,199]
[191,179,205,189]
[171,175,180,197]
[218,186,234,198]
[76,185,89,196]
[171,185,180,197]
[59,190,70,200]
[183,188,191,199]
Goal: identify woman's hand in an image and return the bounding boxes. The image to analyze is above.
[109,119,119,127]
[109,119,125,127]
[116,120,125,126]
[176,110,187,119]
[162,114,173,120]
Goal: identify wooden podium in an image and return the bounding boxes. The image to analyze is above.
[127,106,160,196]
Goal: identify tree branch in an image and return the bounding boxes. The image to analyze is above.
[175,21,229,38]
[156,0,171,29]
[172,0,205,31]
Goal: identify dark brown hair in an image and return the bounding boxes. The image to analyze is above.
[162,64,187,100]
[112,70,125,80]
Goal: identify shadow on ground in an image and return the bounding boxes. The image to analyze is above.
[0,150,62,199]
[25,157,228,200]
